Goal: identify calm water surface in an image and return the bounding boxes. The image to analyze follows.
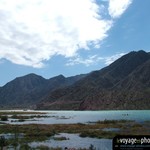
[1,110,150,149]
[5,110,150,124]
[30,133,112,150]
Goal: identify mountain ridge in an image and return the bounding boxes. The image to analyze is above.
[37,50,150,110]
[0,73,86,108]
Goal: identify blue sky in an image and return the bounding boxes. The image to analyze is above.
[0,0,150,86]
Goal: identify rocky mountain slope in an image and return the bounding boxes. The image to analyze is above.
[37,50,150,110]
[0,73,85,108]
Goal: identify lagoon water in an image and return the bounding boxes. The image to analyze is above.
[30,133,112,150]
[2,110,150,149]
[29,110,150,150]
[7,110,150,125]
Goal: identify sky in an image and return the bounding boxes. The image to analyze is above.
[0,0,150,86]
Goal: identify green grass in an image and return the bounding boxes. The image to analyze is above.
[53,136,69,141]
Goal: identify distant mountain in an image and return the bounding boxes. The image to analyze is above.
[0,73,47,108]
[0,73,85,108]
[37,50,150,110]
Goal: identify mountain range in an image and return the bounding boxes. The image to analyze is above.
[0,73,86,108]
[0,50,150,110]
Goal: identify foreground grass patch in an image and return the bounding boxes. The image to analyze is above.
[0,119,149,149]
[0,120,149,138]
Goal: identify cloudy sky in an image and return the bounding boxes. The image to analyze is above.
[0,0,150,86]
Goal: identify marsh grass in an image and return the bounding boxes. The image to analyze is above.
[97,119,129,124]
[53,136,69,141]
[79,130,117,139]
[0,119,149,149]
[0,111,46,115]
[0,115,8,121]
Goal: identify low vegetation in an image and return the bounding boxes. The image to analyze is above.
[0,111,71,123]
[11,114,50,119]
[0,112,57,123]
[53,136,69,141]
[0,111,46,115]
[0,115,8,121]
[0,111,149,149]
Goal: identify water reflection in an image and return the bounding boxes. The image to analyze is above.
[5,110,150,125]
[30,133,112,150]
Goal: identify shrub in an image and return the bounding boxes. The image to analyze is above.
[0,115,8,121]
[20,144,31,150]
[0,136,7,147]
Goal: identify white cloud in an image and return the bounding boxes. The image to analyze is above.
[104,53,126,65]
[0,0,112,68]
[108,0,132,18]
[66,55,103,66]
[66,53,126,66]
[0,0,132,68]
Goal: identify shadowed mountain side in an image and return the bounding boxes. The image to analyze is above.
[0,73,47,107]
[0,73,86,108]
[80,59,150,110]
[37,50,150,110]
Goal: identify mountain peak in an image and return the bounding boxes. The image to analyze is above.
[126,50,149,58]
[56,74,65,78]
[17,73,44,80]
[137,49,146,53]
[49,74,65,81]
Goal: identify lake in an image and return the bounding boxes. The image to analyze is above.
[5,110,150,124]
